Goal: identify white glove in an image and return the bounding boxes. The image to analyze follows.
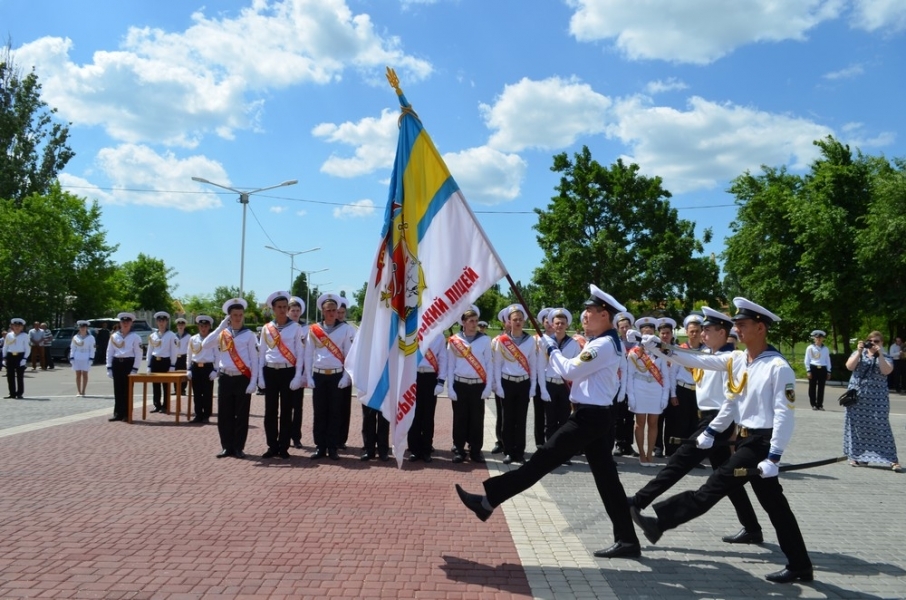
[20,358,26,368]
[209,370,218,381]
[131,368,138,375]
[107,369,113,379]
[244,382,257,395]
[434,382,444,396]
[146,365,152,373]
[641,334,660,351]
[186,371,193,381]
[290,375,303,390]
[481,384,492,400]
[168,366,175,372]
[696,431,714,449]
[338,372,351,389]
[448,385,457,401]
[541,334,557,350]
[541,390,551,402]
[495,384,505,398]
[758,459,779,478]
[258,378,266,390]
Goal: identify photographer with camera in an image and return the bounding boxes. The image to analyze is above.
[843,331,900,472]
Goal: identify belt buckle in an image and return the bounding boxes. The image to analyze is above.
[196,362,205,367]
[739,427,748,438]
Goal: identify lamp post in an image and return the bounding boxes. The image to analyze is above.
[297,268,328,323]
[311,281,333,321]
[264,245,320,290]
[191,176,298,297]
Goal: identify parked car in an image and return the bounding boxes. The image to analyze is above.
[88,317,153,355]
[50,327,98,362]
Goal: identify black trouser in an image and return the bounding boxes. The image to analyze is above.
[312,371,344,451]
[263,366,295,451]
[44,347,54,369]
[664,385,697,455]
[174,354,187,393]
[149,356,172,410]
[544,381,571,441]
[217,374,251,453]
[633,412,761,534]
[190,362,215,420]
[807,366,828,408]
[110,357,134,419]
[339,384,353,446]
[362,405,390,456]
[894,359,906,392]
[493,394,504,447]
[452,380,485,455]
[614,396,635,452]
[501,377,531,458]
[532,393,546,447]
[5,354,25,397]
[484,404,639,546]
[653,433,811,571]
[408,372,438,457]
[288,387,303,445]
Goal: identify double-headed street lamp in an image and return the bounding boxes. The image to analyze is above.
[264,245,320,290]
[191,176,298,297]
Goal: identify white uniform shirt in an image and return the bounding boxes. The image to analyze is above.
[203,326,259,387]
[804,343,832,372]
[448,332,493,398]
[537,334,581,400]
[695,344,741,424]
[258,320,304,380]
[673,342,703,387]
[304,321,355,374]
[3,332,31,357]
[625,347,670,412]
[187,332,219,366]
[418,333,449,381]
[492,331,538,397]
[70,333,96,361]
[547,330,621,407]
[148,330,179,359]
[175,331,191,356]
[106,331,142,371]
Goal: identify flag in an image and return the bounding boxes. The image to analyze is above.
[346,69,507,466]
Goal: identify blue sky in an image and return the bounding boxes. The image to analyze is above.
[4,0,905,307]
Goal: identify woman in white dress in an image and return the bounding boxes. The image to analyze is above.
[70,320,96,397]
[626,317,669,466]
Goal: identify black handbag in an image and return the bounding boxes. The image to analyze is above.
[838,388,858,407]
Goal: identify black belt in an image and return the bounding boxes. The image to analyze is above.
[698,409,719,419]
[737,426,772,438]
[113,357,135,362]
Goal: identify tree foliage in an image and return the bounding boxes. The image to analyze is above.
[115,253,177,312]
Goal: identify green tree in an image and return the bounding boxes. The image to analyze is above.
[474,283,508,327]
[211,285,264,324]
[533,147,721,317]
[116,254,177,312]
[347,281,367,322]
[1,43,74,206]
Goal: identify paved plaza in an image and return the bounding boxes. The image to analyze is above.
[1,365,905,599]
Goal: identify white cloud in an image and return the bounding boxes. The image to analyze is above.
[333,198,376,218]
[57,174,115,204]
[443,146,527,205]
[13,0,432,147]
[567,0,845,64]
[270,206,287,213]
[481,76,611,152]
[296,209,308,217]
[851,0,906,32]
[645,78,689,94]
[841,122,896,149]
[823,64,864,79]
[313,108,399,177]
[607,95,833,193]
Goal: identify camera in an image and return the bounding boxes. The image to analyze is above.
[863,340,874,350]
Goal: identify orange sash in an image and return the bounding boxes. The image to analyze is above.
[498,333,531,375]
[629,346,663,386]
[424,348,440,373]
[448,335,487,383]
[265,322,297,366]
[219,330,251,378]
[310,324,345,363]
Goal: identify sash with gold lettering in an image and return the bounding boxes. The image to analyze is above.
[629,346,664,386]
[448,335,487,383]
[265,323,297,366]
[219,330,251,378]
[424,348,440,373]
[498,333,531,375]
[310,324,346,364]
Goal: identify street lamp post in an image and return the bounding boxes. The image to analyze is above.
[297,268,328,323]
[191,176,298,297]
[264,245,320,290]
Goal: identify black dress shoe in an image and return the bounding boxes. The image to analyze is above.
[455,484,493,522]
[408,453,420,462]
[630,506,662,544]
[502,455,514,464]
[216,449,233,458]
[423,453,433,463]
[452,453,465,464]
[310,448,327,459]
[328,448,340,460]
[190,417,204,423]
[293,441,304,449]
[765,567,814,583]
[722,527,764,544]
[470,452,486,464]
[262,449,279,459]
[561,459,572,466]
[278,450,290,459]
[612,447,625,456]
[593,541,641,558]
[108,416,123,422]
[513,455,525,464]
[360,452,373,461]
[150,407,163,413]
[654,447,664,458]
[379,453,390,462]
[490,442,504,454]
[338,443,347,450]
[234,450,246,459]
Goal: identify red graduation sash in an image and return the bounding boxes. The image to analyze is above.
[310,324,345,363]
[424,348,440,373]
[629,346,664,386]
[448,335,487,383]
[498,333,531,375]
[219,330,251,378]
[265,322,297,366]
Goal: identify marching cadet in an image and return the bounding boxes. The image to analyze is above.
[69,320,96,396]
[186,315,218,423]
[489,307,510,455]
[804,330,831,410]
[147,311,179,413]
[633,298,813,584]
[4,318,30,399]
[629,306,763,545]
[537,307,580,465]
[259,291,306,459]
[286,296,307,448]
[493,304,538,464]
[304,293,356,460]
[448,305,493,464]
[612,312,637,457]
[106,313,142,421]
[408,329,448,463]
[662,314,704,456]
[174,317,191,394]
[336,296,356,450]
[456,285,641,559]
[205,298,259,459]
[531,308,553,450]
[627,316,669,466]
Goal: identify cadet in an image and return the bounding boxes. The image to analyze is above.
[538,308,580,465]
[612,312,637,457]
[186,315,218,423]
[106,313,142,421]
[174,317,191,394]
[408,329,448,463]
[804,330,831,410]
[336,297,356,450]
[4,318,30,398]
[662,314,704,455]
[493,304,538,465]
[69,320,96,396]
[147,311,179,413]
[531,307,553,449]
[286,296,307,448]
[448,305,493,463]
[489,307,510,456]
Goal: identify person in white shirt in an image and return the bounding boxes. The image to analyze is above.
[147,311,179,413]
[174,317,191,394]
[408,331,448,463]
[69,320,96,396]
[627,317,669,466]
[448,305,493,464]
[538,308,581,466]
[4,318,30,398]
[186,315,219,423]
[286,297,307,448]
[106,313,142,421]
[804,330,832,410]
[493,304,539,465]
[889,336,904,393]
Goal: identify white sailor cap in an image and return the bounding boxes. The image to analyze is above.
[338,296,349,309]
[478,320,489,328]
[584,284,626,313]
[289,296,306,312]
[153,311,170,321]
[76,320,89,327]
[732,297,780,326]
[10,317,26,325]
[175,317,187,325]
[701,306,733,329]
[117,312,136,322]
[195,315,214,325]
[222,298,248,314]
[683,313,704,328]
[497,307,507,324]
[317,293,342,310]
[635,316,658,330]
[580,310,588,322]
[728,327,739,340]
[549,307,573,327]
[657,317,677,330]
[615,311,635,327]
[461,304,480,325]
[504,304,528,320]
[266,290,291,308]
[811,329,827,338]
[537,307,552,323]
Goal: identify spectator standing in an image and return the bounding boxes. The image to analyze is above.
[28,322,45,371]
[888,336,904,394]
[804,330,832,410]
[41,323,54,370]
[94,322,110,365]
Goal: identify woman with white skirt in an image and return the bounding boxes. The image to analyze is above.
[70,320,96,396]
[626,316,669,466]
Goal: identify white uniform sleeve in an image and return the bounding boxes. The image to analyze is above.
[769,361,797,457]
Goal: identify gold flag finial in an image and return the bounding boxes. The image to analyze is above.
[386,67,403,96]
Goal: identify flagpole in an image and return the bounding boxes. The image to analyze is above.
[505,274,543,336]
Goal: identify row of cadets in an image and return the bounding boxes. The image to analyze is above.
[632,297,813,584]
[106,313,142,422]
[804,329,831,410]
[186,315,219,423]
[286,296,308,448]
[304,293,355,460]
[336,297,357,451]
[626,316,670,466]
[663,313,705,456]
[408,327,448,462]
[492,303,538,465]
[489,307,510,456]
[258,291,306,459]
[629,306,764,545]
[3,318,29,399]
[612,312,637,457]
[147,311,179,414]
[538,307,580,466]
[448,305,492,464]
[531,308,553,450]
[70,320,96,396]
[206,298,259,459]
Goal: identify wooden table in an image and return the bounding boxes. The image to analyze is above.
[127,372,192,423]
